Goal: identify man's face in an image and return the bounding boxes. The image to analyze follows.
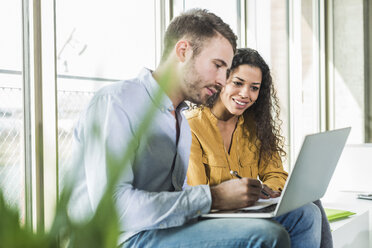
[181,34,234,105]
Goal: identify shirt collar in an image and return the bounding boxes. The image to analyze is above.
[138,68,188,113]
[204,107,244,125]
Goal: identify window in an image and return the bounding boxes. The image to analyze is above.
[0,0,24,219]
[1,0,371,233]
[301,0,321,136]
[245,0,290,167]
[330,0,369,143]
[173,0,240,45]
[56,0,157,191]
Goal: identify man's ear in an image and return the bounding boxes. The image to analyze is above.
[175,40,192,62]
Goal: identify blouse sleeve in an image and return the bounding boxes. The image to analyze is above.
[187,132,209,186]
[258,152,288,191]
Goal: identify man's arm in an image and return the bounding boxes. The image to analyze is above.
[210,178,262,210]
[114,183,211,232]
[72,92,264,236]
[73,94,211,233]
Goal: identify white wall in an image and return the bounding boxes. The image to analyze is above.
[326,144,372,195]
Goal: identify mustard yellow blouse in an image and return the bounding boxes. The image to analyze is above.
[186,107,288,191]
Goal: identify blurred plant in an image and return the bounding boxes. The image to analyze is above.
[0,69,173,248]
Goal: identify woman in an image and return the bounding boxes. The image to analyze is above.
[186,48,332,248]
[186,48,286,194]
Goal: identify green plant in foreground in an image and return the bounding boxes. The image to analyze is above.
[0,70,173,248]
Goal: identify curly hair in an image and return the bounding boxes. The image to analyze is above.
[231,48,286,164]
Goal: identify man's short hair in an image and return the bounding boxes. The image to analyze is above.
[161,8,237,62]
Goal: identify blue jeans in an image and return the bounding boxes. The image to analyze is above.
[123,203,321,248]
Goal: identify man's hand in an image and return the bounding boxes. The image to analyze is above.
[260,184,281,199]
[210,178,262,210]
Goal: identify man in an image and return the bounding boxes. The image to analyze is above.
[70,9,321,247]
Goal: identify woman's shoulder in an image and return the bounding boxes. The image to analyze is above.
[184,107,208,122]
[184,107,214,130]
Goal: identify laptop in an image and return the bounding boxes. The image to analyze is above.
[202,127,351,218]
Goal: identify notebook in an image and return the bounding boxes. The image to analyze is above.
[324,208,355,221]
[202,127,351,219]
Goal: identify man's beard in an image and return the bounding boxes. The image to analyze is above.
[182,61,220,105]
[205,91,219,107]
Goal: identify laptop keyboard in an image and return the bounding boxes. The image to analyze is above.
[238,204,277,213]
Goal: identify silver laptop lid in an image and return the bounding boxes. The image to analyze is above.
[275,127,351,216]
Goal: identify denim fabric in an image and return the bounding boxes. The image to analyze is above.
[123,203,321,248]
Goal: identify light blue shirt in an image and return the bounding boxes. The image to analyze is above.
[69,68,212,244]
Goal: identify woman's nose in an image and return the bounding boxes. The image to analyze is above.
[239,86,250,98]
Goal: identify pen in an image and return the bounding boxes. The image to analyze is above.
[230,170,270,197]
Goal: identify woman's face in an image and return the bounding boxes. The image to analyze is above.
[219,64,262,116]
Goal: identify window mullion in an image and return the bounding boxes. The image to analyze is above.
[22,0,33,231]
[155,0,173,66]
[325,0,335,131]
[318,0,327,132]
[40,0,58,232]
[288,0,303,169]
[237,0,247,48]
[29,0,58,233]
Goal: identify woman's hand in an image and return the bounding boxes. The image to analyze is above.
[260,184,281,199]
